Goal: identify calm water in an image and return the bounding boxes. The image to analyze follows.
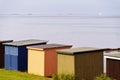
[0,15,120,48]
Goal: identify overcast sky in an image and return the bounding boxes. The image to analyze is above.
[0,0,120,15]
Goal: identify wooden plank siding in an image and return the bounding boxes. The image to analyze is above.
[57,47,106,80]
[75,51,103,80]
[107,59,120,80]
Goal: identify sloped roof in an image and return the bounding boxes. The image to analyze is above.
[27,44,72,50]
[104,53,120,58]
[0,40,13,43]
[3,39,48,46]
[57,47,107,55]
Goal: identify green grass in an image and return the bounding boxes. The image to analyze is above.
[0,69,52,80]
[95,74,115,80]
[52,74,75,80]
[0,69,115,80]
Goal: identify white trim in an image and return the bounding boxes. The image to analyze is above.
[104,56,120,60]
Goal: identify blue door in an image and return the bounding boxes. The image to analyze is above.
[5,54,10,69]
[5,46,11,70]
[10,46,18,70]
[5,46,18,70]
[11,55,18,70]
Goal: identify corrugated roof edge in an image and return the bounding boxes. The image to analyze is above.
[57,48,108,55]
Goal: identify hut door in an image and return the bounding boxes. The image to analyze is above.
[5,46,11,70]
[10,47,18,70]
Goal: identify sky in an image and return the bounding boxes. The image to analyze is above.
[0,0,120,16]
[0,0,120,48]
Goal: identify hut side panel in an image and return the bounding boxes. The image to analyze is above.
[0,40,13,68]
[58,54,75,74]
[44,49,57,76]
[0,43,4,54]
[45,47,72,76]
[18,46,27,71]
[0,54,4,67]
[0,43,4,67]
[28,49,45,76]
[107,59,120,80]
[75,51,103,80]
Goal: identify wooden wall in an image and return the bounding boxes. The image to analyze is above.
[58,54,75,74]
[75,51,103,80]
[0,43,4,68]
[107,58,120,80]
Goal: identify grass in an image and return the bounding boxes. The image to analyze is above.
[0,69,114,80]
[95,74,115,80]
[0,69,52,80]
[52,74,75,80]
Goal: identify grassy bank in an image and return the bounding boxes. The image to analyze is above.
[0,69,52,80]
[0,69,113,80]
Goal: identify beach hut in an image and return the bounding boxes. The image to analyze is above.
[27,44,72,77]
[104,53,120,80]
[0,40,13,68]
[57,47,106,80]
[3,39,48,71]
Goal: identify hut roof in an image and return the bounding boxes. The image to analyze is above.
[3,39,48,46]
[0,40,13,43]
[57,47,107,55]
[104,53,120,58]
[27,44,72,50]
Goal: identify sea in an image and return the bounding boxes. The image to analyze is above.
[0,15,120,48]
[0,15,120,72]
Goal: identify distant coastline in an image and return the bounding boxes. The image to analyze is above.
[0,14,120,18]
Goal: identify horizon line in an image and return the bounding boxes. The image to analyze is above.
[0,14,120,18]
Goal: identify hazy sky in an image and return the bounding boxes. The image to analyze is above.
[0,0,120,15]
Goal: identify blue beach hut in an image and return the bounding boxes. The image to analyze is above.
[3,39,48,71]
